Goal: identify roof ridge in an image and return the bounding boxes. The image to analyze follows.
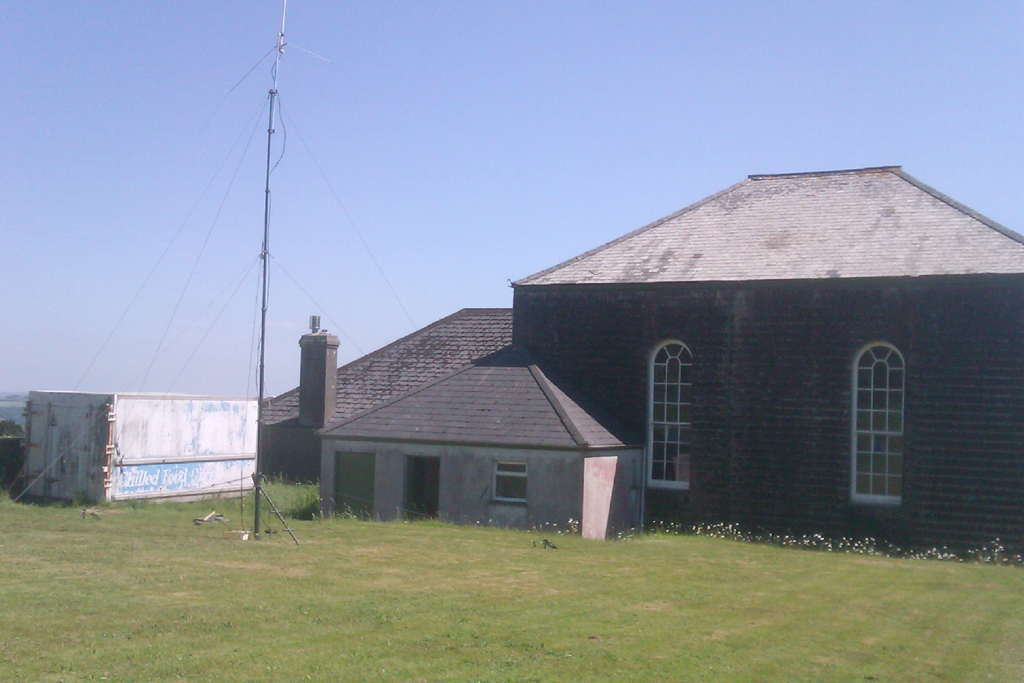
[526,350,640,446]
[748,165,901,180]
[894,170,1024,246]
[267,386,298,404]
[513,178,752,286]
[268,309,495,406]
[320,344,514,433]
[333,307,511,377]
[526,360,588,447]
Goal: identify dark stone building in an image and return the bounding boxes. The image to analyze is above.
[512,166,1024,549]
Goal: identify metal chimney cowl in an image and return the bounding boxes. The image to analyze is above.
[298,328,339,428]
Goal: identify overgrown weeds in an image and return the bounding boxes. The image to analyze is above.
[260,478,321,520]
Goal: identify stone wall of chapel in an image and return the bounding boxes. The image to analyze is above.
[513,276,1024,550]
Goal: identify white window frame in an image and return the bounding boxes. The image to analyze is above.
[493,460,527,503]
[850,341,904,505]
[647,340,693,490]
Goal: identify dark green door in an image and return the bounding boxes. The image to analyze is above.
[335,452,375,517]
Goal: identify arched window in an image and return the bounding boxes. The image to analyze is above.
[648,341,693,488]
[852,343,904,503]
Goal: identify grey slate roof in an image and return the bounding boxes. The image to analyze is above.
[321,346,637,449]
[264,308,513,425]
[515,167,1024,286]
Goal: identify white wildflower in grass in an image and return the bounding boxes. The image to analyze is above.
[646,519,1022,566]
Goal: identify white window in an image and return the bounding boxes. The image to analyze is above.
[493,461,527,503]
[648,341,693,489]
[851,343,904,504]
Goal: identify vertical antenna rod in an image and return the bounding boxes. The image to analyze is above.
[254,0,287,539]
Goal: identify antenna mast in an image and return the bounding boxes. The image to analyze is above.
[254,0,287,539]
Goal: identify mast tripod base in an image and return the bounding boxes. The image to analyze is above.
[252,474,299,545]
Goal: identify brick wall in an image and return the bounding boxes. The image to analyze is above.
[513,275,1024,550]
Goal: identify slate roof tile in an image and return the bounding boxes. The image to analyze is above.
[264,308,512,425]
[322,346,638,449]
[515,167,1024,286]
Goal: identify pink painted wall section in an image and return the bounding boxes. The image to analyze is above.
[583,456,619,540]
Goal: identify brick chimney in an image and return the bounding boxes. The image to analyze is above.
[298,316,339,428]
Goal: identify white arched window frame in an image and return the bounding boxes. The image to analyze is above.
[851,342,904,504]
[648,341,693,489]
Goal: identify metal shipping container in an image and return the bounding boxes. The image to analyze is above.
[23,392,257,502]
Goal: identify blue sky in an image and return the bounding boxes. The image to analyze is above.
[3,1,1022,397]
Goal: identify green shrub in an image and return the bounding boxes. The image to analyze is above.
[260,479,321,520]
[0,436,25,489]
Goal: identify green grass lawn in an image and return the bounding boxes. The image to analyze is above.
[1,491,1022,682]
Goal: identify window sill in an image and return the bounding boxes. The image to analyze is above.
[851,494,901,506]
[647,480,690,491]
[492,499,527,506]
